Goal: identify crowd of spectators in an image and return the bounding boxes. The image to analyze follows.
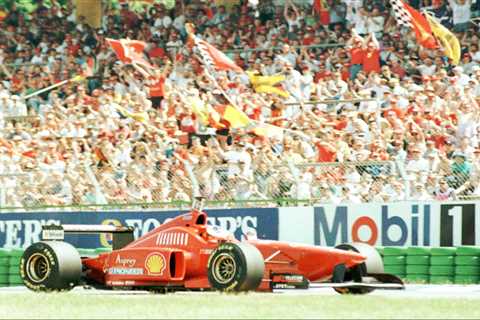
[0,0,480,208]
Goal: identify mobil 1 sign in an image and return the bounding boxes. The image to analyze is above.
[279,202,480,247]
[314,203,434,246]
[279,203,441,247]
[440,203,476,246]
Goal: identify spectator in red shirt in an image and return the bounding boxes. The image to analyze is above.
[302,27,316,45]
[362,33,381,75]
[347,29,365,80]
[132,61,171,109]
[314,132,337,162]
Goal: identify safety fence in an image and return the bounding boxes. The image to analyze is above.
[2,246,480,287]
[165,42,345,54]
[0,159,475,210]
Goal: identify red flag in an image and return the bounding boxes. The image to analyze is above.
[390,0,438,49]
[404,3,437,49]
[106,38,153,68]
[313,0,330,25]
[194,37,243,73]
[106,38,127,61]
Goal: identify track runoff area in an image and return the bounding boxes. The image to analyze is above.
[1,285,480,318]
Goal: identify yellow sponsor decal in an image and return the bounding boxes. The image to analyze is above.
[100,219,122,248]
[145,252,166,276]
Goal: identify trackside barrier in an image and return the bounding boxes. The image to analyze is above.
[0,247,112,287]
[0,201,480,249]
[1,201,480,248]
[2,247,480,287]
[0,248,26,287]
[376,246,480,284]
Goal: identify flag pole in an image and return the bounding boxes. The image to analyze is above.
[201,63,312,140]
[284,98,376,106]
[23,75,85,99]
[185,23,313,141]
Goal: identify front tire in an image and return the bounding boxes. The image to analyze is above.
[20,241,82,292]
[207,242,265,292]
[333,242,383,295]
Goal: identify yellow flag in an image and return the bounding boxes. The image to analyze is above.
[253,123,284,139]
[223,105,251,128]
[254,85,290,98]
[247,71,285,86]
[114,105,148,124]
[247,71,289,98]
[426,13,460,65]
[187,96,209,125]
[71,75,85,82]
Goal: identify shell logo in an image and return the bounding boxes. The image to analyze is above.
[145,252,166,275]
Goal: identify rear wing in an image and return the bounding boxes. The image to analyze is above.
[42,224,134,250]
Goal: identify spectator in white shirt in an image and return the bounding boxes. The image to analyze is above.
[406,147,430,178]
[60,121,87,138]
[0,93,11,115]
[282,61,302,102]
[351,7,369,35]
[299,65,314,102]
[366,7,385,38]
[452,65,471,87]
[460,53,477,75]
[30,48,44,65]
[410,183,432,201]
[275,44,297,68]
[153,10,172,29]
[283,0,303,33]
[417,58,436,76]
[172,13,186,31]
[448,0,472,32]
[8,96,28,117]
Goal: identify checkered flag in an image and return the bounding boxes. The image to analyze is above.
[193,37,216,71]
[388,0,438,49]
[390,0,414,28]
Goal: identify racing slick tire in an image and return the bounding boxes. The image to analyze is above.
[207,242,265,292]
[333,242,384,295]
[20,241,82,292]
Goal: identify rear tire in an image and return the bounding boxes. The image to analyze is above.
[334,242,384,295]
[20,241,82,292]
[207,242,265,292]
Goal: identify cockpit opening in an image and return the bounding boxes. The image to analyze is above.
[195,213,206,225]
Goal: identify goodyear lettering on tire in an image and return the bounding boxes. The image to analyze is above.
[22,245,56,291]
[42,248,56,266]
[225,280,239,291]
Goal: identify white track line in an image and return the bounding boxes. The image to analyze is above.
[2,284,480,298]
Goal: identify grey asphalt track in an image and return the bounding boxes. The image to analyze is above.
[1,284,480,298]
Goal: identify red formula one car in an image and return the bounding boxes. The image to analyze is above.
[20,201,403,294]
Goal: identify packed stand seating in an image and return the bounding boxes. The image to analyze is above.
[0,0,479,208]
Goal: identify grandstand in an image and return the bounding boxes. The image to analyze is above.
[0,0,479,210]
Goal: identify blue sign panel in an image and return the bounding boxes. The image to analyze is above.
[0,208,279,249]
